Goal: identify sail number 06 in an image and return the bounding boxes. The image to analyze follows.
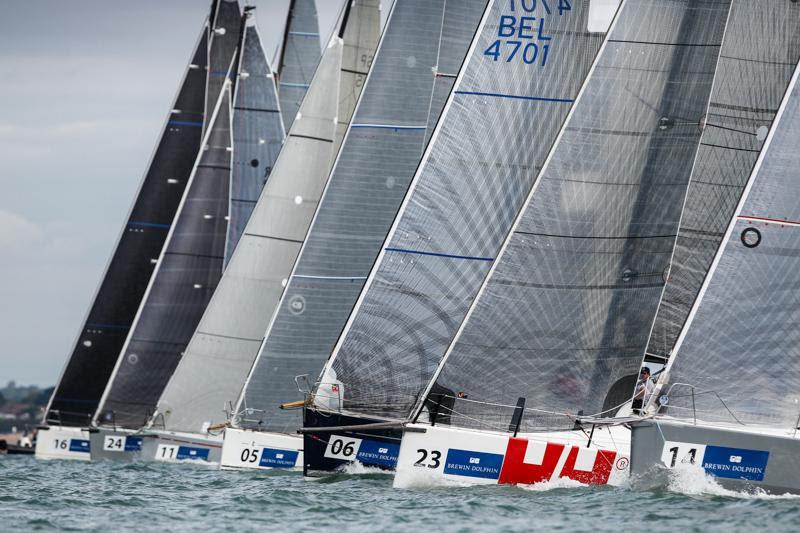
[330,438,356,457]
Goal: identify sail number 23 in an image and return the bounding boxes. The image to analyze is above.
[483,1,572,67]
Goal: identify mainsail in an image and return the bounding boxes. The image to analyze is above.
[278,0,322,132]
[205,0,242,135]
[319,0,613,421]
[235,0,488,433]
[644,1,800,363]
[43,24,210,428]
[413,0,730,433]
[93,72,235,429]
[225,9,286,265]
[659,59,800,428]
[153,1,381,435]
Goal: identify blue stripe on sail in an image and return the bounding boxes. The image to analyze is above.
[454,90,575,104]
[209,70,229,78]
[279,81,311,88]
[86,323,130,331]
[167,120,204,128]
[289,31,320,37]
[351,124,427,131]
[128,221,170,229]
[384,247,494,262]
[293,274,367,281]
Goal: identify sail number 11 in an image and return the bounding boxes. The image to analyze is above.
[484,1,572,67]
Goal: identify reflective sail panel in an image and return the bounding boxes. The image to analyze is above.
[427,0,730,433]
[324,0,611,421]
[95,82,234,429]
[645,1,800,363]
[156,36,344,434]
[665,61,800,429]
[44,27,209,428]
[237,0,488,433]
[334,0,382,154]
[226,17,285,265]
[279,0,322,132]
[206,0,242,135]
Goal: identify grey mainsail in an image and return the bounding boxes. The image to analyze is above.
[225,10,285,265]
[334,0,381,154]
[644,1,800,364]
[206,0,242,135]
[659,59,800,428]
[235,0,488,433]
[320,0,613,421]
[44,24,210,428]
[154,0,381,434]
[278,0,322,132]
[414,0,730,433]
[93,74,235,429]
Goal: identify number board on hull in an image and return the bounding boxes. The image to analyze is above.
[103,435,142,452]
[155,444,210,461]
[219,428,303,470]
[394,425,629,488]
[323,435,400,469]
[661,441,769,482]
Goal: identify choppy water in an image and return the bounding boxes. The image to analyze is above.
[2,456,799,532]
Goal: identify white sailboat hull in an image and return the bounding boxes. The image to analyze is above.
[34,426,91,461]
[393,423,630,489]
[219,427,303,471]
[139,430,223,464]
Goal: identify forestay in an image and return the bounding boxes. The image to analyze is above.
[419,0,730,433]
[154,2,380,434]
[94,77,234,429]
[235,0,488,433]
[44,24,209,428]
[321,0,613,421]
[645,1,800,363]
[278,0,322,132]
[662,59,800,429]
[225,11,285,264]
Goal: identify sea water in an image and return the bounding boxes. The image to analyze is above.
[2,456,799,532]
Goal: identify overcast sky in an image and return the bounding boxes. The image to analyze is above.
[0,0,390,386]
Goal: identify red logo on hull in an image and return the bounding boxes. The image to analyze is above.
[497,437,616,486]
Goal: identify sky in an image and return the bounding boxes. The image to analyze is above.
[0,0,389,387]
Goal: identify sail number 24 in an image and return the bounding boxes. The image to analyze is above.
[483,1,572,66]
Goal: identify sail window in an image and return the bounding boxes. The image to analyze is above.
[294,196,303,205]
[82,340,92,348]
[756,125,769,141]
[258,139,266,145]
[250,159,259,167]
[386,176,396,189]
[214,28,227,36]
[150,258,158,264]
[193,284,203,289]
[289,295,306,315]
[741,227,761,248]
[204,214,214,219]
[406,56,417,68]
[167,179,179,184]
[240,71,250,79]
[658,117,675,131]
[127,353,139,365]
[281,278,288,288]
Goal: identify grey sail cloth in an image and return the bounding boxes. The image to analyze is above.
[422,0,730,434]
[235,0,488,433]
[94,80,234,430]
[663,61,800,429]
[334,0,381,155]
[206,0,242,135]
[278,0,322,132]
[323,0,612,421]
[43,25,209,428]
[154,37,347,435]
[225,17,285,265]
[644,1,800,364]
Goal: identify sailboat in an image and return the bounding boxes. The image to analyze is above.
[302,0,616,477]
[35,7,212,462]
[218,0,487,472]
[629,26,800,498]
[140,0,379,465]
[388,0,733,488]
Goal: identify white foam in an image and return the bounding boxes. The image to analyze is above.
[666,463,800,500]
[519,477,587,492]
[340,461,391,476]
